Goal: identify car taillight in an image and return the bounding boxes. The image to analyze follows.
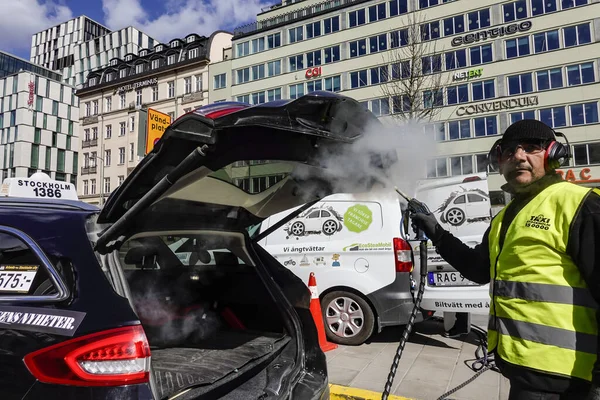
[23,325,151,387]
[393,237,413,273]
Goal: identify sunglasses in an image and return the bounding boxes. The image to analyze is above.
[499,141,547,161]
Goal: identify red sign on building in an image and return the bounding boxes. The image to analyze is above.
[305,67,322,79]
[27,81,35,107]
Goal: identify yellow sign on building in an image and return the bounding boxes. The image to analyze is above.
[146,108,172,154]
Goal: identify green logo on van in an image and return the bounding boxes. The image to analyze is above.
[344,204,372,233]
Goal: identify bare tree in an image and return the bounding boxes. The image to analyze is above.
[380,11,450,124]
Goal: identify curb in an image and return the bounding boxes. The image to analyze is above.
[329,384,414,400]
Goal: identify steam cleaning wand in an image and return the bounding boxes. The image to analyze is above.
[381,187,431,400]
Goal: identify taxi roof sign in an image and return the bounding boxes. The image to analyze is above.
[0,173,79,201]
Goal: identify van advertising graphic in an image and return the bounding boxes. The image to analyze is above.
[436,188,491,227]
[343,205,372,233]
[284,205,343,238]
[343,242,393,251]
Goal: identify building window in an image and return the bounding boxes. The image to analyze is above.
[237,94,250,104]
[427,158,448,178]
[119,147,125,164]
[196,75,203,92]
[511,110,537,124]
[306,21,321,39]
[306,51,322,67]
[564,23,592,48]
[105,97,112,112]
[105,149,111,166]
[472,79,496,100]
[450,155,474,176]
[424,123,446,141]
[135,64,144,74]
[129,143,134,161]
[390,29,409,48]
[534,30,560,53]
[539,106,567,128]
[120,69,127,78]
[422,55,442,74]
[423,89,444,108]
[390,0,408,15]
[120,93,126,109]
[468,8,491,30]
[419,0,439,8]
[118,175,124,186]
[392,61,411,79]
[237,41,250,57]
[168,54,176,65]
[52,100,59,116]
[421,21,440,41]
[152,86,158,101]
[252,64,265,80]
[348,9,366,27]
[130,116,135,132]
[349,39,367,58]
[448,119,471,140]
[508,73,534,95]
[324,76,341,92]
[83,180,89,195]
[252,38,265,53]
[307,79,322,93]
[289,84,304,100]
[288,56,303,72]
[444,15,465,36]
[323,46,340,64]
[506,37,530,58]
[89,77,97,86]
[84,128,90,141]
[369,34,388,53]
[152,59,160,69]
[188,48,198,58]
[267,33,281,49]
[106,125,112,139]
[370,98,390,116]
[289,27,303,44]
[324,16,340,34]
[447,84,469,105]
[445,49,467,70]
[562,0,588,10]
[503,0,528,22]
[120,122,126,136]
[104,177,110,194]
[136,89,142,106]
[85,102,90,116]
[91,179,96,195]
[573,142,600,166]
[470,44,493,65]
[267,61,281,76]
[368,4,386,22]
[251,91,266,105]
[566,62,595,86]
[267,88,282,102]
[537,67,563,90]
[570,102,599,125]
[92,127,98,140]
[474,116,498,137]
[184,77,192,94]
[371,66,388,85]
[532,0,557,15]
[214,74,226,89]
[168,81,175,98]
[350,70,368,88]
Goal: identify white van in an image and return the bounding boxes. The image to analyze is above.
[257,173,492,345]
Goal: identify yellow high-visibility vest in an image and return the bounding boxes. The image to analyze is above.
[488,181,598,381]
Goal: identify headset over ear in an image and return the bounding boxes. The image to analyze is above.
[486,129,571,173]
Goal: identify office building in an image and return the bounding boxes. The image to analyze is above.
[210,0,600,205]
[0,51,79,183]
[31,16,157,88]
[75,31,232,205]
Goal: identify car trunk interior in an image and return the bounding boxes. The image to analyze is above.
[116,231,292,399]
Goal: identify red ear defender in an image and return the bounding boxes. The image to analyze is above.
[544,141,558,171]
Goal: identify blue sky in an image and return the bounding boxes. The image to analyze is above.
[0,0,271,61]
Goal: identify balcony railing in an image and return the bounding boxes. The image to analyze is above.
[82,139,98,148]
[81,166,98,175]
[233,0,356,37]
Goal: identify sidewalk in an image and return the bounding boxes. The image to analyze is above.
[326,316,509,400]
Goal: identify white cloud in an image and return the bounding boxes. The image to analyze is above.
[0,0,73,57]
[102,0,270,42]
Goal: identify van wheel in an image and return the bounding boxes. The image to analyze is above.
[322,220,338,236]
[446,208,465,226]
[322,291,375,345]
[290,221,305,236]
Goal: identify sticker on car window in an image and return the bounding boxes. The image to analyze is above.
[0,305,86,336]
[0,265,39,293]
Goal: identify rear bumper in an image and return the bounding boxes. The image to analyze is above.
[367,272,422,331]
[290,373,329,400]
[22,382,153,400]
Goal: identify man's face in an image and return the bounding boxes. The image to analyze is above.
[499,140,548,191]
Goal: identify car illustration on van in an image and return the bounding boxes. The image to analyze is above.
[314,256,327,266]
[285,207,343,237]
[437,189,491,226]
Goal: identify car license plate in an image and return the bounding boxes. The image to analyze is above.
[0,265,39,293]
[430,272,479,287]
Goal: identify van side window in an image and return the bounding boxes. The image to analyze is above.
[321,210,331,217]
[0,230,57,296]
[308,211,320,218]
[467,194,485,202]
[453,195,466,204]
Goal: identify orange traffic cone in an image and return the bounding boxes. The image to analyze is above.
[308,272,338,352]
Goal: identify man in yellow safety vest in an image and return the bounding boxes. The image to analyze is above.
[412,119,600,400]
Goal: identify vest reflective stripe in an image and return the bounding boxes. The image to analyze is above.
[494,280,599,309]
[488,181,597,381]
[496,316,597,355]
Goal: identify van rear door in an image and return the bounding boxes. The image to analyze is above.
[410,173,491,315]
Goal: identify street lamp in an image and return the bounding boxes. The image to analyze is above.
[90,144,106,206]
